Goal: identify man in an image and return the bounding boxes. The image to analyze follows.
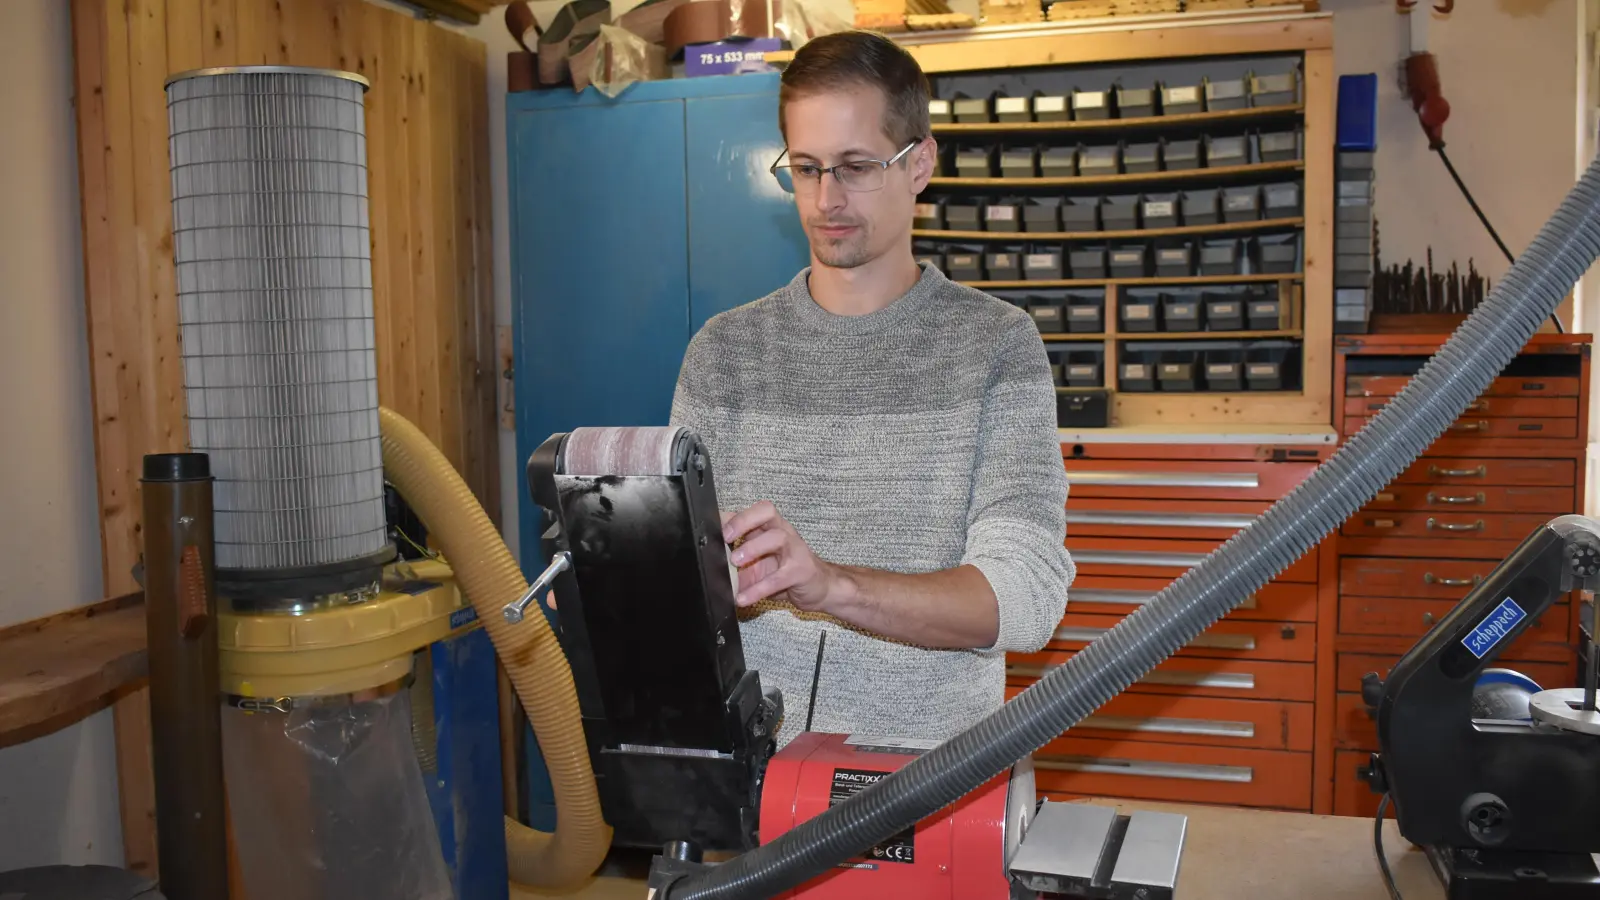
[669,29,1073,748]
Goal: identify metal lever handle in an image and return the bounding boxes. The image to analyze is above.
[503,551,572,624]
[1427,517,1485,532]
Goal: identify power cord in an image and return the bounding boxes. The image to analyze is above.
[1374,793,1405,900]
[1434,144,1566,333]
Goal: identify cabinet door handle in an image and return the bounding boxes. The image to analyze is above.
[1427,492,1485,506]
[1427,517,1485,532]
[1425,572,1483,587]
[1073,550,1207,569]
[1082,714,1256,739]
[1072,588,1257,610]
[1066,510,1256,529]
[1035,755,1254,784]
[1066,470,1261,489]
[1055,626,1256,651]
[1429,464,1486,478]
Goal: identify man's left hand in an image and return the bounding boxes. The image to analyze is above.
[723,501,840,611]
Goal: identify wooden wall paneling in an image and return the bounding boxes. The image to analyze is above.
[431,28,464,476]
[166,0,204,73]
[1301,46,1335,430]
[366,5,398,412]
[200,0,237,66]
[467,35,499,525]
[411,22,444,448]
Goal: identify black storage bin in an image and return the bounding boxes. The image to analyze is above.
[1183,189,1220,226]
[1057,389,1110,427]
[929,98,954,124]
[1205,346,1245,391]
[955,147,994,178]
[1263,182,1302,218]
[1065,293,1104,332]
[1156,245,1193,279]
[1222,186,1261,222]
[946,251,983,281]
[995,94,1032,123]
[1024,250,1065,280]
[1161,292,1201,332]
[1245,341,1297,391]
[1040,147,1077,179]
[1251,71,1298,107]
[987,251,1023,281]
[1062,198,1100,232]
[945,202,982,231]
[1256,234,1299,274]
[1157,350,1199,392]
[1142,193,1179,229]
[985,201,1022,232]
[1063,346,1104,386]
[1024,197,1062,232]
[1206,76,1249,111]
[1120,291,1160,332]
[1070,247,1108,279]
[1162,81,1205,116]
[1199,239,1239,276]
[1258,130,1301,162]
[1247,294,1282,330]
[1163,138,1201,171]
[1102,195,1140,231]
[913,200,945,231]
[1123,142,1160,174]
[1109,244,1148,279]
[953,94,991,123]
[1079,145,1120,177]
[1073,89,1111,120]
[1033,93,1070,122]
[1119,356,1156,392]
[1028,300,1064,333]
[1000,147,1037,179]
[1117,85,1156,119]
[1205,293,1245,331]
[915,250,945,273]
[1206,134,1248,168]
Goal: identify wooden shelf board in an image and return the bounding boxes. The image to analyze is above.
[932,103,1305,135]
[914,217,1304,243]
[0,593,147,744]
[1118,329,1303,341]
[929,160,1302,190]
[1059,422,1338,444]
[966,273,1298,289]
[1043,333,1109,341]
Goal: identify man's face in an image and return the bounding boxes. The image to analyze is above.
[781,86,934,270]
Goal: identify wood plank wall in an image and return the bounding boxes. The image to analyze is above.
[69,0,499,878]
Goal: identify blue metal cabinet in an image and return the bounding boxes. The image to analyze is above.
[508,73,808,567]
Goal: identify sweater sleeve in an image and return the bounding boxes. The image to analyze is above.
[669,327,718,446]
[960,316,1075,654]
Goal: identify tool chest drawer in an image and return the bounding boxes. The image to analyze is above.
[1048,613,1314,662]
[1342,415,1578,440]
[1032,736,1312,810]
[1338,594,1569,642]
[1344,395,1581,419]
[1062,460,1318,501]
[1340,510,1561,543]
[1065,498,1267,540]
[1334,691,1376,750]
[1069,536,1319,583]
[1069,575,1316,622]
[1360,484,1573,515]
[1335,652,1573,696]
[1340,556,1504,600]
[1010,654,1316,703]
[1391,456,1575,486]
[1003,687,1311,751]
[1347,373,1582,400]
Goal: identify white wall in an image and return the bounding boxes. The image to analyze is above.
[0,0,124,873]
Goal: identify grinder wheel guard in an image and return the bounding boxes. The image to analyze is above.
[656,141,1600,899]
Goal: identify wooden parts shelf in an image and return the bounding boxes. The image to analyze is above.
[932,160,1302,189]
[0,594,147,746]
[916,216,1303,242]
[965,273,1295,289]
[931,102,1304,135]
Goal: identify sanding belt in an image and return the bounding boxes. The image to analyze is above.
[560,426,741,591]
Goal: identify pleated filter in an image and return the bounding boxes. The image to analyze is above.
[166,67,390,582]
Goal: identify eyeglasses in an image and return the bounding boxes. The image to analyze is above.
[769,140,922,194]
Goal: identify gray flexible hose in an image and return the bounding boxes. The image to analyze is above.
[665,154,1600,900]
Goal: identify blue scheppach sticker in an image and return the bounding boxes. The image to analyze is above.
[1461,598,1528,659]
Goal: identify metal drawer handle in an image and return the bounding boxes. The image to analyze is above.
[1056,626,1256,651]
[1448,421,1489,433]
[1423,612,1435,626]
[1427,492,1485,506]
[1427,517,1485,532]
[1034,755,1254,784]
[1425,572,1483,587]
[1428,464,1486,478]
[1073,550,1207,569]
[1066,510,1256,530]
[1082,714,1256,739]
[1008,664,1256,691]
[1066,470,1261,489]
[1073,588,1257,610]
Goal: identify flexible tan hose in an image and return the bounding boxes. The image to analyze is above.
[377,407,611,889]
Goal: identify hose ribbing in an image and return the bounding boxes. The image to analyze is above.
[377,407,612,889]
[666,154,1600,900]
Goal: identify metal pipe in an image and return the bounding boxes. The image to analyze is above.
[141,452,229,900]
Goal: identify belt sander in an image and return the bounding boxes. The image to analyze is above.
[510,425,1187,899]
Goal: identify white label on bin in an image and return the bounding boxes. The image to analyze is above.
[1207,364,1235,376]
[1170,303,1195,315]
[1225,194,1257,210]
[1160,364,1185,376]
[996,97,1028,114]
[1026,254,1058,268]
[1031,308,1054,320]
[1069,307,1098,318]
[1123,364,1150,377]
[914,203,938,218]
[1212,302,1239,314]
[1076,92,1105,108]
[1144,201,1174,218]
[1035,96,1067,113]
[990,254,1015,267]
[1112,252,1142,264]
[1069,365,1095,377]
[1251,303,1278,315]
[1158,250,1188,263]
[929,100,951,114]
[1126,305,1152,319]
[1167,86,1199,104]
[951,255,976,266]
[986,206,1016,221]
[1248,364,1277,376]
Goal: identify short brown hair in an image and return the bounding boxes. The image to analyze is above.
[778,30,931,150]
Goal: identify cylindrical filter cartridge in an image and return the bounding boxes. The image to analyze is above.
[165,66,392,601]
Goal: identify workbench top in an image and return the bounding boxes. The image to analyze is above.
[511,798,1442,899]
[1058,423,1340,445]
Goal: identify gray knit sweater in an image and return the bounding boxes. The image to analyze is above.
[670,262,1073,748]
